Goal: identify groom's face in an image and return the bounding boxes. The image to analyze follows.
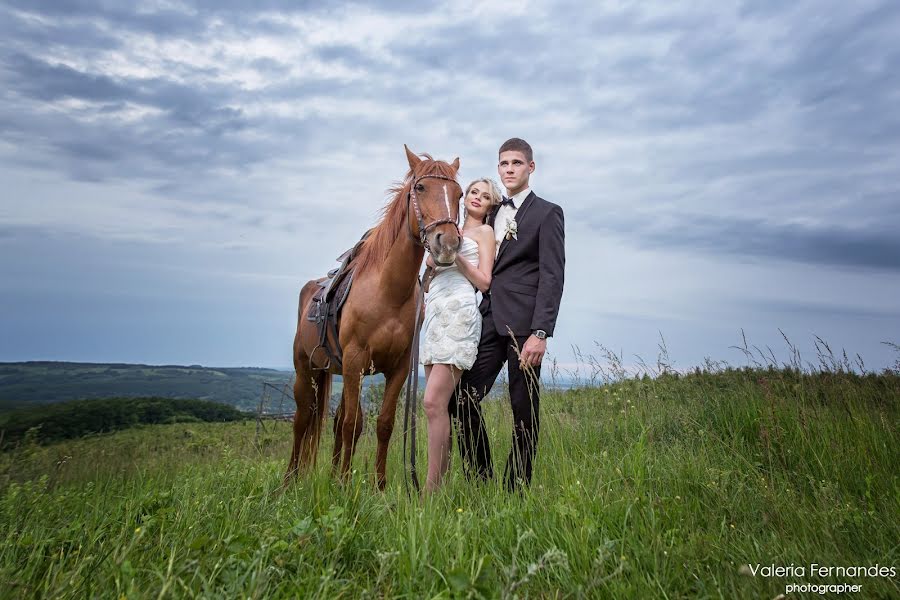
[498,150,534,195]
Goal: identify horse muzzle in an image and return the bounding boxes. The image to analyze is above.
[426,228,460,266]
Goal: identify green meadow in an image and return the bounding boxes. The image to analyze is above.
[1,363,898,598]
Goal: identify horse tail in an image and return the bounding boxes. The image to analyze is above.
[315,371,333,439]
[299,370,332,467]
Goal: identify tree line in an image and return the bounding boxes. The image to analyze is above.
[0,397,250,449]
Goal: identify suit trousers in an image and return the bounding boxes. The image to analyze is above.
[451,302,542,490]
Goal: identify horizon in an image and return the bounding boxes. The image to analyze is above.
[4,351,892,382]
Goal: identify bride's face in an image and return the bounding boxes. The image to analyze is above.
[464,181,493,221]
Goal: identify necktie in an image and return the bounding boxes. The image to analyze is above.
[500,196,516,208]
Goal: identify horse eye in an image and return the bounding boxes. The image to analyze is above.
[416,184,425,192]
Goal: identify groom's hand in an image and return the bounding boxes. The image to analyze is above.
[520,335,547,369]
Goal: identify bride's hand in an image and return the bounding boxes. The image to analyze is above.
[425,254,436,269]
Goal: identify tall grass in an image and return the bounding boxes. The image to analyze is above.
[1,348,898,598]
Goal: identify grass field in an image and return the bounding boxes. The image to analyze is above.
[1,365,898,598]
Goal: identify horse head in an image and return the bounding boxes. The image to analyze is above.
[404,145,462,267]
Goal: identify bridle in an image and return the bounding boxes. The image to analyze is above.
[407,173,461,252]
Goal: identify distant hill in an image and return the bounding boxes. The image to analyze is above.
[0,361,528,414]
[0,396,248,448]
[0,362,295,412]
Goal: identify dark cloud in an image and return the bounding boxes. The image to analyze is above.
[0,50,262,184]
[755,298,900,321]
[248,57,292,77]
[3,53,244,129]
[2,2,899,234]
[664,146,872,183]
[0,102,261,186]
[314,44,385,71]
[0,9,120,52]
[738,0,795,18]
[2,1,205,39]
[773,3,900,145]
[3,0,437,44]
[587,211,900,272]
[4,53,134,103]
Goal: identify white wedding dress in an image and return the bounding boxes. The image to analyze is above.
[420,236,482,370]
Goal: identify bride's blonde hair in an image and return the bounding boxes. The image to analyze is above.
[463,178,502,224]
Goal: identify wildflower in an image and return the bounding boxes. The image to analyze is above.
[456,508,463,513]
[134,527,141,534]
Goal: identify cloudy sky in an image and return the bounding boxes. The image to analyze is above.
[1,0,898,373]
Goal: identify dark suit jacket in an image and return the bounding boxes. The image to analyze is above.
[483,191,565,337]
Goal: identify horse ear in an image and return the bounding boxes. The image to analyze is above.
[450,157,460,172]
[404,144,421,170]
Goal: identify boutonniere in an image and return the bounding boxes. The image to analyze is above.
[504,219,518,241]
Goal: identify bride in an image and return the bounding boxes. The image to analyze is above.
[421,177,500,492]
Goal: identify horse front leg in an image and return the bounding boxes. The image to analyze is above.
[338,365,365,480]
[374,364,409,490]
[331,388,345,475]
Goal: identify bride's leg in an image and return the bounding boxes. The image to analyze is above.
[423,363,461,492]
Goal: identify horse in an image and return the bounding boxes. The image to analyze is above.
[284,146,462,490]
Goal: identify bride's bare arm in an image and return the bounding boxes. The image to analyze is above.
[455,225,495,293]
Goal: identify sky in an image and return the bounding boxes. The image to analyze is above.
[1,0,899,373]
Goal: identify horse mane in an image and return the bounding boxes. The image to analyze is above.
[351,154,458,277]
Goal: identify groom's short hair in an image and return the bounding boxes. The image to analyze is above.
[499,138,533,162]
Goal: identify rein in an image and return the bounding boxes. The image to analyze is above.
[401,267,438,496]
[402,172,458,496]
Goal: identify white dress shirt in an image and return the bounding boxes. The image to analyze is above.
[494,187,531,254]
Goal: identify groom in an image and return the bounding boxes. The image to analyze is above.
[452,137,565,491]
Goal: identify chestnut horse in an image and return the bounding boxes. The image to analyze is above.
[284,146,462,489]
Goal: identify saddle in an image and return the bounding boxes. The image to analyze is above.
[305,230,372,371]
